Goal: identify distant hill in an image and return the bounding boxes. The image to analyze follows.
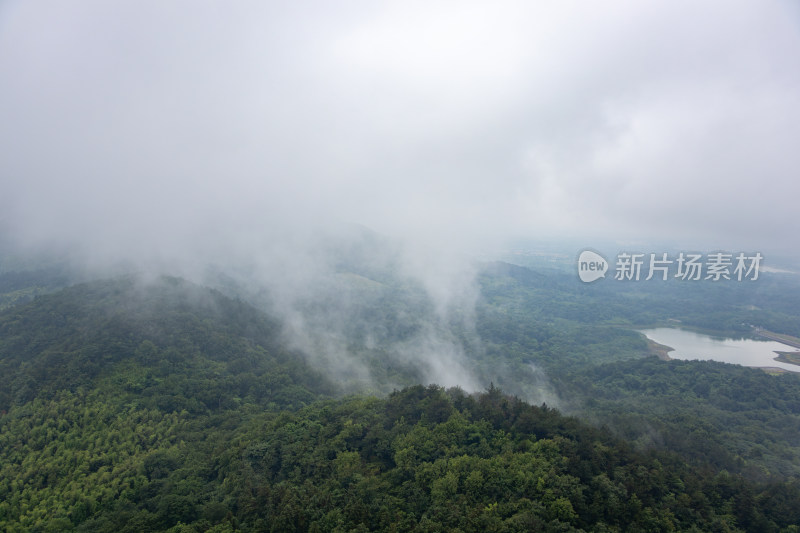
[0,275,336,412]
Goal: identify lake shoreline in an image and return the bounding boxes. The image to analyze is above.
[774,351,800,368]
[644,337,674,361]
[637,327,800,374]
[754,328,800,349]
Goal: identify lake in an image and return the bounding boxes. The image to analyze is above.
[639,327,800,373]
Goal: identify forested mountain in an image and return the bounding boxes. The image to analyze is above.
[475,262,800,481]
[4,0,799,530]
[1,275,800,531]
[0,267,72,311]
[0,275,336,413]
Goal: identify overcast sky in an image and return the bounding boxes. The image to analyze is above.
[2,0,799,263]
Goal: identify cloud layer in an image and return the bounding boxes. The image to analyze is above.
[2,0,799,258]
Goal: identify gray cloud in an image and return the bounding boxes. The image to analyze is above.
[2,0,798,257]
[2,0,798,396]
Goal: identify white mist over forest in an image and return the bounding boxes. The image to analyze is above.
[1,1,799,398]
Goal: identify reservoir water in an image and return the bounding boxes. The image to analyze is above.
[639,327,800,373]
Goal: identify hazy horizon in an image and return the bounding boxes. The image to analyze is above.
[2,0,799,270]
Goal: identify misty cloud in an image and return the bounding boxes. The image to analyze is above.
[1,0,799,394]
[1,0,798,257]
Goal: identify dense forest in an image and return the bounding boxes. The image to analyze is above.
[472,262,800,481]
[1,262,800,531]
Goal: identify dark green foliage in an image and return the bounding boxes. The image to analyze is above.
[0,267,71,310]
[0,275,335,412]
[473,262,800,484]
[562,358,800,479]
[0,276,334,531]
[5,382,798,532]
[2,271,800,531]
